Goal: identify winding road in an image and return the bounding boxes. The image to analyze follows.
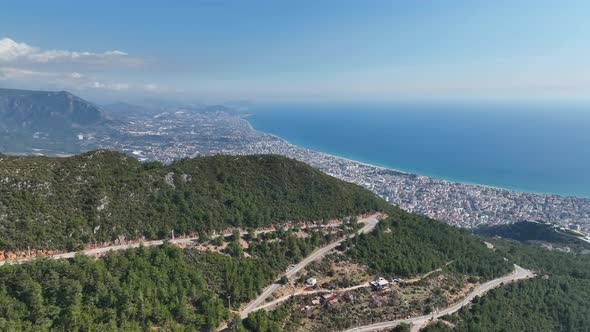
[2,212,534,332]
[253,261,455,314]
[343,264,535,332]
[240,214,382,319]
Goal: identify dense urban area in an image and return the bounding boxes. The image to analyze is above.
[75,105,590,233]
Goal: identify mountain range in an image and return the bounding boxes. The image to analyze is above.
[0,88,103,154]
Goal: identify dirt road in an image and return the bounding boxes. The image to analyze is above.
[240,213,382,319]
[343,264,534,332]
[0,217,370,267]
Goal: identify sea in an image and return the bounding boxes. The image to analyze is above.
[247,102,590,198]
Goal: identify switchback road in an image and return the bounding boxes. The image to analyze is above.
[343,264,534,332]
[240,213,382,319]
[252,261,454,313]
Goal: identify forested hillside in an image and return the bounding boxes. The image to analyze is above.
[474,221,590,250]
[341,210,513,279]
[223,210,516,332]
[0,230,334,331]
[4,150,587,332]
[432,240,590,331]
[0,244,226,331]
[0,150,386,250]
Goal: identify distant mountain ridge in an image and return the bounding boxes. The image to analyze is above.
[0,88,103,153]
[102,101,239,117]
[0,88,102,127]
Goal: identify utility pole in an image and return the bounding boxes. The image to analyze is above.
[227,295,231,309]
[171,230,175,241]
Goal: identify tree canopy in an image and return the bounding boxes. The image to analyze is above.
[429,240,590,331]
[342,211,512,279]
[0,243,227,331]
[0,150,386,250]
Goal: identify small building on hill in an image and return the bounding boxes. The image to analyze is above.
[321,293,338,305]
[370,277,390,290]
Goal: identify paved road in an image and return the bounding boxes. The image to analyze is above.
[0,219,362,267]
[240,214,382,319]
[343,264,534,332]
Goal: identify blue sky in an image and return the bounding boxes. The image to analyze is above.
[1,0,590,102]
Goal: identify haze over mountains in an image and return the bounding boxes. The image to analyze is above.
[0,88,105,154]
[0,88,246,156]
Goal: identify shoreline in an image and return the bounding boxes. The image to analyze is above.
[243,113,409,175]
[246,118,407,174]
[243,114,589,200]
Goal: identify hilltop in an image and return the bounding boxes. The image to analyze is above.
[0,150,387,250]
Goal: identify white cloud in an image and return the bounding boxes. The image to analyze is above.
[143,83,161,92]
[111,83,130,91]
[104,50,128,56]
[0,38,36,62]
[0,37,163,96]
[89,82,130,91]
[0,37,144,66]
[0,67,55,79]
[0,67,162,94]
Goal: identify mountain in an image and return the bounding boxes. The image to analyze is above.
[0,150,387,250]
[0,88,103,154]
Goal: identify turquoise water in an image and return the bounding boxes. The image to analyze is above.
[248,102,590,198]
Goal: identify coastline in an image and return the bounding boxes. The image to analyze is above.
[243,114,586,200]
[244,116,408,174]
[4,108,589,231]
